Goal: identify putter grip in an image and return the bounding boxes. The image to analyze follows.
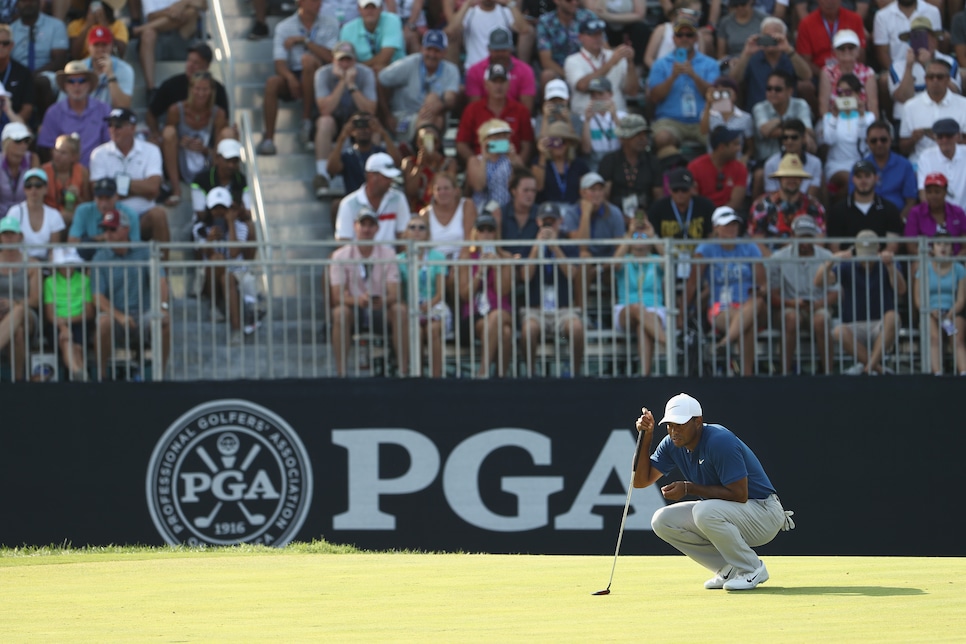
[631,430,646,472]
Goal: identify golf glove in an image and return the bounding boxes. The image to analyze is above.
[781,510,796,531]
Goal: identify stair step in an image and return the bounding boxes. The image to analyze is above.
[254,153,318,179]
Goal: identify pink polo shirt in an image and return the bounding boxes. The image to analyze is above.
[464,56,536,103]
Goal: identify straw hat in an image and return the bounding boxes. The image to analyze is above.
[770,154,812,179]
[543,121,579,142]
[56,60,98,93]
[477,119,512,142]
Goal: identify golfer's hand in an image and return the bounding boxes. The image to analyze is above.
[636,407,654,433]
[661,481,687,501]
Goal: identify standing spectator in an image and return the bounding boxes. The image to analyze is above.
[464,27,536,113]
[190,139,252,227]
[0,216,38,381]
[131,0,207,101]
[578,77,624,171]
[535,0,596,88]
[854,120,917,222]
[4,167,64,259]
[646,12,720,157]
[455,62,534,163]
[816,230,906,376]
[0,121,38,219]
[89,108,170,254]
[687,125,747,211]
[817,29,876,119]
[397,214,449,378]
[716,0,766,61]
[340,0,405,72]
[11,0,69,114]
[761,118,822,199]
[68,177,143,254]
[827,160,903,253]
[748,153,826,254]
[752,71,813,171]
[78,25,133,109]
[334,152,412,241]
[254,0,339,156]
[146,43,230,146]
[68,0,130,59]
[447,0,529,72]
[420,171,477,260]
[729,17,812,114]
[899,60,966,167]
[913,235,966,376]
[0,23,37,127]
[41,132,90,230]
[905,173,966,257]
[401,123,456,213]
[794,0,865,78]
[43,245,94,381]
[37,61,111,165]
[917,119,966,211]
[311,42,378,194]
[532,121,587,205]
[466,117,526,213]
[588,0,650,72]
[324,110,401,197]
[821,72,873,200]
[564,15,638,118]
[889,17,959,125]
[599,114,662,223]
[378,29,461,140]
[699,77,754,161]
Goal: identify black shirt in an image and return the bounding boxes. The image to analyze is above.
[0,58,36,116]
[149,73,230,119]
[598,148,661,215]
[648,195,715,250]
[191,166,249,207]
[826,193,903,249]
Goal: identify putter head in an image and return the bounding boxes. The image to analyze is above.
[592,589,611,596]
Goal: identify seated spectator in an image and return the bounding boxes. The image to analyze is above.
[311,42,378,194]
[612,215,666,376]
[254,0,339,156]
[334,152,412,241]
[643,1,705,71]
[4,167,64,259]
[646,12,720,157]
[340,0,405,73]
[821,73,874,199]
[595,0,650,73]
[41,133,89,232]
[916,119,966,211]
[899,60,966,167]
[0,122,39,219]
[190,139,251,227]
[767,214,836,374]
[579,77,624,171]
[913,235,966,376]
[89,108,170,254]
[146,43,230,147]
[464,27,536,113]
[397,213,451,378]
[92,208,171,379]
[728,16,812,115]
[420,172,477,260]
[0,216,39,381]
[688,206,766,376]
[749,153,826,255]
[77,26,133,109]
[68,0,129,59]
[520,202,584,376]
[12,0,68,113]
[827,160,903,253]
[495,167,539,257]
[43,245,95,380]
[794,0,865,79]
[716,0,765,61]
[905,173,966,257]
[532,121,587,204]
[378,29,460,140]
[535,78,583,141]
[37,61,111,165]
[855,120,917,221]
[401,123,456,213]
[68,177,142,255]
[761,118,822,199]
[699,77,753,161]
[161,71,228,207]
[330,206,409,376]
[564,170,625,259]
[817,29,876,119]
[0,23,37,128]
[466,117,527,213]
[448,0,529,72]
[456,211,513,378]
[456,63,534,164]
[647,167,715,243]
[323,110,401,198]
[752,71,813,173]
[599,114,662,223]
[131,0,206,101]
[535,0,596,87]
[687,125,747,210]
[816,230,906,375]
[564,15,638,118]
[888,16,958,125]
[873,0,942,87]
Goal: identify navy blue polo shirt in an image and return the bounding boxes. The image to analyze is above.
[742,51,797,112]
[500,203,540,257]
[651,424,777,500]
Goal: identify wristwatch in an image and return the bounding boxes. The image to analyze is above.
[107,76,117,83]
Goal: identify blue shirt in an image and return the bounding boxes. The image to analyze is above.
[851,152,917,210]
[397,249,447,304]
[648,52,720,123]
[835,260,896,323]
[694,241,762,306]
[69,201,142,244]
[615,253,664,307]
[742,51,796,112]
[11,14,68,70]
[500,203,539,257]
[91,245,155,316]
[651,423,777,500]
[339,12,404,65]
[562,202,626,257]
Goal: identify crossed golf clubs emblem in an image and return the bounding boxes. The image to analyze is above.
[191,432,268,529]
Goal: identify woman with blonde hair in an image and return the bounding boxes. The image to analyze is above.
[0,122,39,220]
[420,172,477,261]
[42,133,91,234]
[531,121,587,204]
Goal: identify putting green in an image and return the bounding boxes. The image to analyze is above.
[1,551,963,641]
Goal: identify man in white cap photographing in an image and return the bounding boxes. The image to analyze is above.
[633,393,795,591]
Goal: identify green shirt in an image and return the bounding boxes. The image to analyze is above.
[43,271,93,318]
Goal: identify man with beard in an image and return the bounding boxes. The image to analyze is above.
[748,153,825,256]
[827,160,903,253]
[852,120,917,223]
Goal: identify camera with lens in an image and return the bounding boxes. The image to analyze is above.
[757,34,777,47]
[712,90,725,100]
[352,116,370,128]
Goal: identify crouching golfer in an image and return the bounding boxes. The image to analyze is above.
[633,393,795,591]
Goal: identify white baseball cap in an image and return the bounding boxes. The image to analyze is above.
[659,393,703,425]
[712,206,741,227]
[544,79,569,101]
[206,186,233,209]
[217,138,242,159]
[365,152,401,179]
[832,29,860,49]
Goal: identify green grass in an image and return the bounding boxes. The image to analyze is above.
[1,543,963,642]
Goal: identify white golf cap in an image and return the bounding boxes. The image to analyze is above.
[544,79,569,101]
[217,138,242,159]
[832,29,859,49]
[659,393,703,425]
[579,172,605,190]
[365,152,401,179]
[712,206,741,227]
[206,186,233,209]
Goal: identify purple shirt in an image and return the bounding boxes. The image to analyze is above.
[37,98,112,166]
[904,201,966,255]
[0,151,32,218]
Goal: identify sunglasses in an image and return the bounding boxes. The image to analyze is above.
[408,224,427,231]
[837,89,854,96]
[66,77,88,85]
[477,225,496,233]
[926,73,949,80]
[868,136,889,144]
[544,137,564,149]
[781,134,800,141]
[715,171,725,192]
[676,31,697,39]
[0,41,11,47]
[765,85,786,92]
[671,187,691,193]
[24,181,46,189]
[631,232,649,239]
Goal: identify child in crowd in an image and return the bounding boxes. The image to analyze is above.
[43,246,95,381]
[42,133,90,234]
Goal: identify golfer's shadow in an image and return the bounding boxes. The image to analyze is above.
[748,586,925,596]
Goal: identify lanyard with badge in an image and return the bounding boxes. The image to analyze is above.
[621,156,641,218]
[550,162,568,197]
[671,198,693,279]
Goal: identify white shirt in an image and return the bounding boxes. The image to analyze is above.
[898,91,966,166]
[917,144,966,210]
[462,6,514,70]
[4,203,65,260]
[887,51,960,121]
[89,138,164,215]
[873,0,943,68]
[334,185,412,242]
[564,47,629,116]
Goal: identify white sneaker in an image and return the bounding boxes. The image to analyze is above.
[843,362,865,376]
[704,565,734,590]
[298,118,314,150]
[723,561,769,591]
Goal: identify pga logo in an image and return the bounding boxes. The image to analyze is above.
[146,400,313,546]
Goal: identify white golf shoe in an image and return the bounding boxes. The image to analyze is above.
[723,561,769,591]
[704,566,735,590]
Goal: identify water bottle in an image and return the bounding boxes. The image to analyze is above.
[682,85,697,119]
[64,189,77,212]
[942,318,957,336]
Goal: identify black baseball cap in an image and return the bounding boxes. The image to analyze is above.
[668,168,694,190]
[932,118,961,136]
[852,160,877,176]
[93,177,117,196]
[105,107,137,124]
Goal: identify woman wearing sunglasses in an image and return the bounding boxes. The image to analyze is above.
[3,168,65,260]
[531,121,587,205]
[0,122,40,220]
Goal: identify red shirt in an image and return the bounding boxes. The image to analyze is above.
[455,98,535,156]
[687,154,749,208]
[796,9,866,70]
